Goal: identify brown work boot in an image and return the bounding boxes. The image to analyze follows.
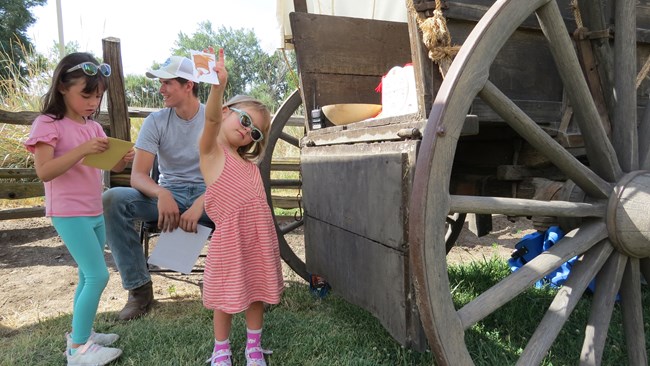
[118,281,154,321]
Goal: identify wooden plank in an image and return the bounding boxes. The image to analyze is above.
[290,13,410,76]
[0,206,45,220]
[290,12,411,120]
[270,195,301,209]
[270,158,300,171]
[304,217,426,351]
[0,182,43,199]
[103,37,131,141]
[301,141,417,250]
[0,168,38,179]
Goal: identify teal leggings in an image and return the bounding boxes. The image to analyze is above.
[52,215,109,345]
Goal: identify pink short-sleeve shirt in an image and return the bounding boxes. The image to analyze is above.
[24,115,107,217]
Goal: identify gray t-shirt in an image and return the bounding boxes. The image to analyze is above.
[135,105,206,187]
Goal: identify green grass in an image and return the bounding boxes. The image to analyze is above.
[2,258,647,365]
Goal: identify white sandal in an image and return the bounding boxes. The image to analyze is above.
[206,348,232,366]
[245,346,272,366]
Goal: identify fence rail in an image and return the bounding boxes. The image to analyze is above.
[1,110,303,220]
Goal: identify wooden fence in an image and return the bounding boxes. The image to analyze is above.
[0,37,301,221]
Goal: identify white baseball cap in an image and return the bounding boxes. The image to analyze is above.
[146,56,199,83]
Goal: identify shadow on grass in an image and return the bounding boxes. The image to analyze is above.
[3,268,646,365]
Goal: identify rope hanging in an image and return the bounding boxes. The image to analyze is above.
[408,0,460,75]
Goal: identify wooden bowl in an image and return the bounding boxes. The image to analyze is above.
[321,104,382,125]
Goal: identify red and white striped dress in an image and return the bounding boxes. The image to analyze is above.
[202,148,284,313]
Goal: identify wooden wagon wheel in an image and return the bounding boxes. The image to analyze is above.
[410,0,649,365]
[260,89,309,282]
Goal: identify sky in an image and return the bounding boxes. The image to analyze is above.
[27,0,282,76]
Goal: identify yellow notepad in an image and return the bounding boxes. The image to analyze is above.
[82,137,134,171]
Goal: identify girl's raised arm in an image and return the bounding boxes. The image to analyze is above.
[200,48,228,156]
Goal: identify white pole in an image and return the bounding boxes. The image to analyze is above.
[55,0,64,58]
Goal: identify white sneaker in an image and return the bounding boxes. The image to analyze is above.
[66,341,122,366]
[66,330,119,349]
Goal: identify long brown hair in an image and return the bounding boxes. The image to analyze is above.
[41,52,110,121]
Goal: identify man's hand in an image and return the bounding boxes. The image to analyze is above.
[157,190,180,232]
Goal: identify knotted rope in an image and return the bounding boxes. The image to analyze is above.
[408,0,460,76]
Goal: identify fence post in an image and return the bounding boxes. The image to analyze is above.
[102,37,131,141]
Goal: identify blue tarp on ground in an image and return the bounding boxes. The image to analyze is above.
[507,226,587,289]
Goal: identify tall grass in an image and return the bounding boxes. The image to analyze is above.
[0,43,51,169]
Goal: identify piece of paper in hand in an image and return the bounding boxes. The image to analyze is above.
[190,50,220,85]
[147,224,212,274]
[82,137,134,171]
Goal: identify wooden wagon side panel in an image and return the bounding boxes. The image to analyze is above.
[300,140,425,350]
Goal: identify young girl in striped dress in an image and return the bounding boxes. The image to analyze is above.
[198,48,284,366]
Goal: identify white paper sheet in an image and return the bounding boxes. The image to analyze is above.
[147,224,212,274]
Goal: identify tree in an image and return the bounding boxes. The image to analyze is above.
[0,0,47,82]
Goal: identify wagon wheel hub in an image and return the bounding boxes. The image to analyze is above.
[607,170,650,258]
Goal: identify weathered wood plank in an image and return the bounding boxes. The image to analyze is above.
[301,141,417,250]
[304,217,426,351]
[290,12,411,122]
[270,195,301,209]
[0,182,44,199]
[0,206,45,220]
[102,37,131,141]
[0,168,38,179]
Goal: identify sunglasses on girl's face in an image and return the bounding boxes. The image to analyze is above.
[66,62,111,77]
[230,107,263,142]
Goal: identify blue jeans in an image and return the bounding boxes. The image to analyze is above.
[102,184,211,290]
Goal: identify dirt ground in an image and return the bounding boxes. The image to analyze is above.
[0,215,534,332]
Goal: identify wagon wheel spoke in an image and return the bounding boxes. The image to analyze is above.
[518,240,614,365]
[450,195,605,218]
[612,0,638,172]
[260,89,309,282]
[457,221,608,328]
[536,1,622,182]
[619,258,648,365]
[279,132,300,148]
[579,251,628,364]
[478,81,611,198]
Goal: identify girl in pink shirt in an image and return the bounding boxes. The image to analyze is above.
[24,52,133,366]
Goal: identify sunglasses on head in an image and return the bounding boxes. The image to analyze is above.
[230,107,263,142]
[66,62,111,77]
